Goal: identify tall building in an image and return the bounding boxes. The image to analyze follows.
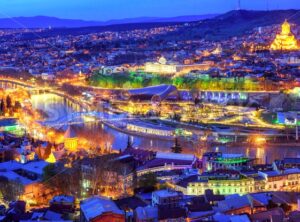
[64,126,78,152]
[270,20,299,51]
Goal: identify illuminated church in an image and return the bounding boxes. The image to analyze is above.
[270,20,299,51]
[64,126,78,152]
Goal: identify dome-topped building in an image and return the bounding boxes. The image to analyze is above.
[270,20,299,51]
[158,56,167,65]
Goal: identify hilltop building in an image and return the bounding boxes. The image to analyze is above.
[144,56,212,75]
[270,20,299,51]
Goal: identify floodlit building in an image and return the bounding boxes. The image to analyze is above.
[270,20,299,51]
[187,177,255,196]
[144,56,212,75]
[152,189,183,207]
[258,168,300,192]
[64,126,78,152]
[202,152,253,172]
[144,57,177,74]
[176,169,255,196]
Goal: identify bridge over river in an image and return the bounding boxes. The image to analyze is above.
[0,77,92,112]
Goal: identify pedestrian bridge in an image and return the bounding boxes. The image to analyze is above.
[39,111,102,128]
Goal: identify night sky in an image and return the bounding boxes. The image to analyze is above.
[0,0,299,20]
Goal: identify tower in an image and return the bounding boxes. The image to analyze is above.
[237,0,241,10]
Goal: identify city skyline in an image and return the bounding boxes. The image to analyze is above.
[0,1,300,221]
[0,0,299,21]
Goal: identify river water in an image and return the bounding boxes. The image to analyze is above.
[30,93,300,163]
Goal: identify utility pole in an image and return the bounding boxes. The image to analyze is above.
[296,113,299,141]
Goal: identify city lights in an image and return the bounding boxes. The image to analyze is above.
[0,1,299,222]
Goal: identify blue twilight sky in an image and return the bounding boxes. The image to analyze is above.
[0,0,299,21]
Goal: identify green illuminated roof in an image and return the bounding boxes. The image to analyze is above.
[215,157,249,164]
[4,125,18,132]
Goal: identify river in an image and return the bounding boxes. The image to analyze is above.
[30,93,300,163]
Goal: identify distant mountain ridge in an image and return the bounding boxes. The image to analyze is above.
[3,10,300,41]
[163,9,300,41]
[0,14,218,28]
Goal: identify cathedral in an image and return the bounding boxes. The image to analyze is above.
[270,20,299,51]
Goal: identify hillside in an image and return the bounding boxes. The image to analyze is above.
[163,10,300,41]
[0,14,217,29]
[3,10,300,41]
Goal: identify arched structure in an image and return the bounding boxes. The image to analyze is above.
[123,84,179,103]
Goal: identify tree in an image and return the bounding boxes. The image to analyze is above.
[281,203,292,213]
[0,98,5,115]
[54,165,81,198]
[267,200,278,209]
[87,155,120,195]
[14,101,22,110]
[42,163,57,183]
[171,137,182,153]
[6,95,12,109]
[126,136,133,149]
[138,173,158,189]
[0,176,24,202]
[0,100,3,115]
[172,113,182,122]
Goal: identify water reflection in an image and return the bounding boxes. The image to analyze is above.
[30,94,300,161]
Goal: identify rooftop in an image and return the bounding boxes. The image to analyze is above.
[135,206,158,220]
[156,152,195,161]
[283,158,300,164]
[1,171,34,185]
[21,161,49,176]
[217,194,252,212]
[0,160,22,171]
[153,189,181,198]
[80,196,124,220]
[50,195,75,204]
[64,126,77,138]
[137,158,194,171]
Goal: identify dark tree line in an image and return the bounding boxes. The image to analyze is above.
[0,95,22,116]
[0,176,24,203]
